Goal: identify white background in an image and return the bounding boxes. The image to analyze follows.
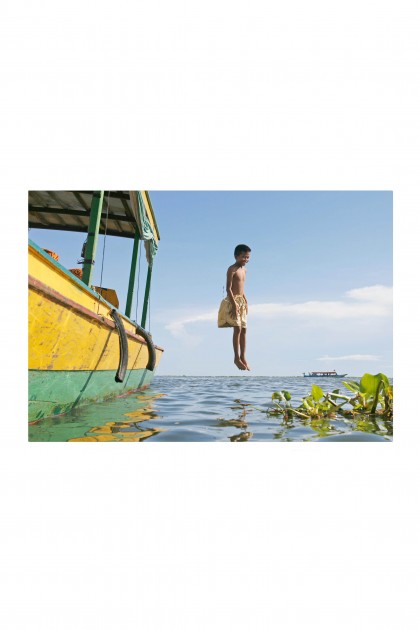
[1,1,419,628]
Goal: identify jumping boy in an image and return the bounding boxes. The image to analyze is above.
[218,244,251,371]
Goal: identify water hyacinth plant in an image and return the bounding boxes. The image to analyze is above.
[341,373,392,416]
[268,373,393,421]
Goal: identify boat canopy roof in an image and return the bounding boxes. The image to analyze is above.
[28,191,160,241]
[310,371,336,374]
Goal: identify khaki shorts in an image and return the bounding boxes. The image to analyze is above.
[217,295,247,328]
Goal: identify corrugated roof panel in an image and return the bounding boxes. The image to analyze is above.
[28,191,157,239]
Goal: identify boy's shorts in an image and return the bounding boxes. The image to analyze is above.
[217,295,247,328]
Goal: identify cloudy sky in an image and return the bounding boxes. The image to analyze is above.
[31,191,393,376]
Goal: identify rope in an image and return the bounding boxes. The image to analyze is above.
[99,191,111,290]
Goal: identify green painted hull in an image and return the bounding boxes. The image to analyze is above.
[29,368,156,422]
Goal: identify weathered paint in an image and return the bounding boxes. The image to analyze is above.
[29,241,164,346]
[29,242,121,324]
[28,367,156,422]
[28,240,164,421]
[28,285,162,371]
[91,286,119,308]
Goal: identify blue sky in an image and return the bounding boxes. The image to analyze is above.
[30,191,393,376]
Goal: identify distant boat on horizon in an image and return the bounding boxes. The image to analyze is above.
[303,370,347,378]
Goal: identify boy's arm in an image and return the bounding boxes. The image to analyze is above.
[226,267,239,316]
[243,293,248,313]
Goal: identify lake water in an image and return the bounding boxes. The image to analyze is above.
[28,376,393,442]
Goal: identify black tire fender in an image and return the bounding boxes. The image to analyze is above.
[135,325,156,372]
[110,309,128,382]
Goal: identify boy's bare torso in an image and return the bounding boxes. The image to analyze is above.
[228,263,246,296]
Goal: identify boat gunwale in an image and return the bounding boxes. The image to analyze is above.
[28,240,164,352]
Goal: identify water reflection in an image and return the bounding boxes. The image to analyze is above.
[28,390,165,442]
[69,422,163,442]
[230,432,253,442]
[218,418,248,429]
[216,399,255,441]
[28,376,393,442]
[352,414,393,437]
[272,412,393,441]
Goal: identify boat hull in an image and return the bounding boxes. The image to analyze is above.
[29,367,156,422]
[28,242,163,422]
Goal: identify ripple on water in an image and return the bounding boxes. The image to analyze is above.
[28,376,393,442]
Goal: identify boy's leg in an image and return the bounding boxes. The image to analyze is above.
[233,327,245,370]
[239,328,250,370]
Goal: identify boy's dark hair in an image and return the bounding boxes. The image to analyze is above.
[234,244,251,256]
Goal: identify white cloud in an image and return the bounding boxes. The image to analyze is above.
[345,285,393,304]
[163,285,392,339]
[165,310,218,343]
[251,285,392,320]
[317,354,381,362]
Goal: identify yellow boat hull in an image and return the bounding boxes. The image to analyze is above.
[28,242,163,422]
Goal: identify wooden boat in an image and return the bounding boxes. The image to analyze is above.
[303,370,347,378]
[28,191,164,422]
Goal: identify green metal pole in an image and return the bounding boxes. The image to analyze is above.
[125,227,140,318]
[82,191,104,286]
[141,264,152,328]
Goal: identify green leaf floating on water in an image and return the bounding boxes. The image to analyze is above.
[268,372,392,422]
[311,384,324,402]
[272,390,292,402]
[361,373,390,414]
[359,373,389,397]
[359,373,378,397]
[378,373,390,388]
[342,380,361,393]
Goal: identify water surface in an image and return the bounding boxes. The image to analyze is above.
[28,376,393,442]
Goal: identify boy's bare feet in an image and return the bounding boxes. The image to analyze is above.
[241,357,251,371]
[234,358,246,370]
